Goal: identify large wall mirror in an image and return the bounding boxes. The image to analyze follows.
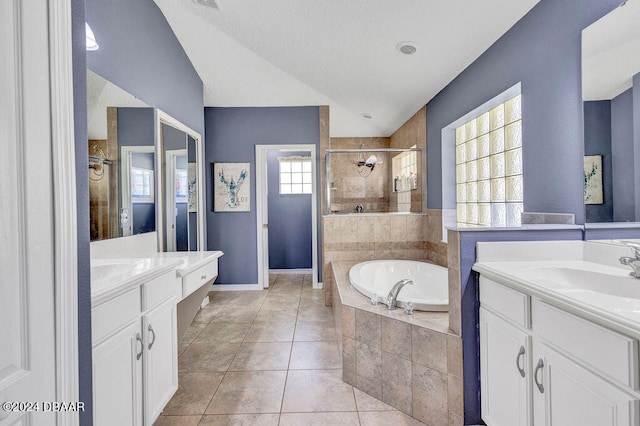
[87,70,156,241]
[582,0,640,224]
[87,70,206,251]
[156,111,206,252]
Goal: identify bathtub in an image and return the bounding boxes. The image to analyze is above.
[348,260,448,311]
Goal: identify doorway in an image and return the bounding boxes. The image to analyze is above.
[256,145,319,289]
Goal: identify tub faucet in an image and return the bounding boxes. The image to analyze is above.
[385,279,413,310]
[619,241,640,278]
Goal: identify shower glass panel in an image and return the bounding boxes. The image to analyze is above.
[325,148,423,214]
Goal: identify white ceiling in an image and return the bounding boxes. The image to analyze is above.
[582,0,640,101]
[153,0,540,137]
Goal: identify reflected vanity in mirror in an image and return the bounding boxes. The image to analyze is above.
[582,0,640,224]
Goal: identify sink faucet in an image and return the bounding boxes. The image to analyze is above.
[619,241,640,278]
[384,279,413,310]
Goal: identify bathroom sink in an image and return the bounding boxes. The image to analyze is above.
[527,265,640,299]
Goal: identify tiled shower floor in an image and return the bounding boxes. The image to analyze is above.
[154,274,426,425]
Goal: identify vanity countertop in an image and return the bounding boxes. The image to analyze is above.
[91,257,184,304]
[149,251,224,276]
[473,241,640,340]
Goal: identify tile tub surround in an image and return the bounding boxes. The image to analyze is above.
[331,261,463,426]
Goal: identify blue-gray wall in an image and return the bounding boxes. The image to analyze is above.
[71,0,92,422]
[267,151,313,269]
[426,0,619,225]
[612,88,635,221]
[205,107,321,284]
[584,101,613,222]
[85,0,204,135]
[76,1,204,422]
[634,73,640,221]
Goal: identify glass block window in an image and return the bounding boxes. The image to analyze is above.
[456,95,522,227]
[392,147,418,192]
[279,157,312,194]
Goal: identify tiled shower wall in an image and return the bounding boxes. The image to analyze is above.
[328,137,391,213]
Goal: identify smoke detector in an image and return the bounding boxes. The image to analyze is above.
[396,41,418,55]
[194,0,221,10]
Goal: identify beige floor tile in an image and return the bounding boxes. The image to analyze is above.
[179,342,240,372]
[282,369,356,413]
[358,411,426,426]
[192,305,225,324]
[212,305,260,322]
[152,415,201,426]
[181,322,208,344]
[163,372,224,415]
[208,291,237,304]
[205,371,287,414]
[297,306,334,322]
[279,412,360,425]
[195,322,252,343]
[229,342,292,371]
[294,320,337,341]
[289,341,342,370]
[353,388,395,412]
[254,307,299,322]
[244,320,295,342]
[198,414,280,425]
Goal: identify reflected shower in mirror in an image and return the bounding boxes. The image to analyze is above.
[87,70,156,241]
[157,113,204,252]
[582,0,640,223]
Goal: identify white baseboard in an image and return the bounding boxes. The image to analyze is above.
[210,283,262,291]
[313,281,324,290]
[269,268,312,274]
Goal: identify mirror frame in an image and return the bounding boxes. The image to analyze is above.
[156,109,206,251]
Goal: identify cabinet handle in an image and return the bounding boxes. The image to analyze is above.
[516,346,526,378]
[147,324,156,350]
[135,332,143,360]
[201,275,207,280]
[534,359,544,393]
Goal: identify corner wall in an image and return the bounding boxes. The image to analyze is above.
[425,0,620,224]
[204,107,321,285]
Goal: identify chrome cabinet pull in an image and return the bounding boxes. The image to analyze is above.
[135,332,143,360]
[148,324,156,350]
[516,346,526,378]
[201,275,207,280]
[534,359,544,393]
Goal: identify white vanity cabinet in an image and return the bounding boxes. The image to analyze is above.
[479,276,640,426]
[92,268,180,426]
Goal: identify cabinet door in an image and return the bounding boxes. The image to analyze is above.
[532,342,639,426]
[93,321,143,426]
[143,299,178,425]
[480,307,532,426]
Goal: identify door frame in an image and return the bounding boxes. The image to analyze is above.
[164,148,188,251]
[255,144,319,289]
[49,0,79,423]
[121,145,156,237]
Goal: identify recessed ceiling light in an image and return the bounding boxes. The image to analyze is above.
[361,113,373,119]
[396,41,418,55]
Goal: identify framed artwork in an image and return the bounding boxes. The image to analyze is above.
[584,155,603,204]
[214,162,250,212]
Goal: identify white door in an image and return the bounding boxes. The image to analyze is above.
[532,342,638,426]
[480,308,532,426]
[0,0,58,424]
[164,149,187,252]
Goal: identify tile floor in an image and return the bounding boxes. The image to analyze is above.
[154,273,426,426]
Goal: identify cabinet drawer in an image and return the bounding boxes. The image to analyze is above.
[92,288,140,345]
[480,277,530,329]
[183,261,218,298]
[532,299,639,390]
[142,271,180,311]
